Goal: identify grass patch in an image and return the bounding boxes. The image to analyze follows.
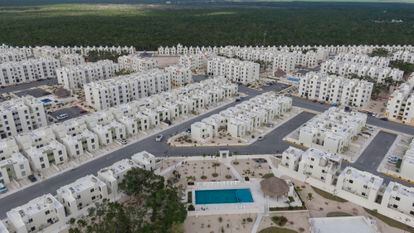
[312,187,347,203]
[364,208,414,232]
[326,212,353,217]
[259,227,298,233]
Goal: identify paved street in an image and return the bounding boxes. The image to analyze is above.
[0,79,57,95]
[1,83,414,218]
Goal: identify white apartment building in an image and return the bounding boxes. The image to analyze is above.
[0,151,31,184]
[16,127,68,171]
[298,148,342,185]
[84,69,171,110]
[191,92,291,141]
[392,50,414,63]
[52,118,100,158]
[397,137,414,180]
[299,72,373,108]
[7,194,65,233]
[118,55,158,72]
[281,147,342,185]
[85,111,126,146]
[179,53,209,70]
[97,159,138,200]
[207,56,260,84]
[131,151,156,171]
[56,60,119,90]
[56,175,108,217]
[321,60,404,83]
[381,182,414,217]
[0,220,9,233]
[298,107,367,153]
[334,53,390,68]
[0,50,30,64]
[336,167,383,203]
[385,76,414,125]
[0,58,60,86]
[59,54,85,67]
[0,96,48,139]
[165,65,192,86]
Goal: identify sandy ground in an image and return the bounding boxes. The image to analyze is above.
[232,158,273,179]
[171,160,236,189]
[185,214,257,233]
[258,212,310,233]
[153,55,179,68]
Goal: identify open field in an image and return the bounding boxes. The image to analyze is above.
[1,3,414,49]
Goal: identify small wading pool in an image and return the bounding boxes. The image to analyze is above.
[195,188,254,205]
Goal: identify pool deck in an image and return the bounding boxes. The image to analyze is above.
[187,179,302,216]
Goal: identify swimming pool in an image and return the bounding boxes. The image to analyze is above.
[195,188,254,205]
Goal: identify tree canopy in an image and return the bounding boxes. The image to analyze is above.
[69,168,187,233]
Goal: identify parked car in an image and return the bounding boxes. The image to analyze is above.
[0,183,8,194]
[56,113,68,120]
[119,139,128,145]
[28,175,37,183]
[258,136,264,141]
[155,134,164,142]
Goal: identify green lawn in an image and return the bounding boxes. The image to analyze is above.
[311,187,348,203]
[1,3,414,49]
[259,227,298,233]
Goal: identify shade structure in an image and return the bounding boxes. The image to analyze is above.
[260,176,289,198]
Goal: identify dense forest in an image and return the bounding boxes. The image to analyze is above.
[1,3,414,50]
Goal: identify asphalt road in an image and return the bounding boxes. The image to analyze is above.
[0,88,313,218]
[1,83,414,218]
[0,79,58,95]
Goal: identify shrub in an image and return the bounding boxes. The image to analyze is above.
[271,216,288,226]
[188,204,195,211]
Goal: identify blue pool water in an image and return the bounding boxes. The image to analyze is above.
[195,188,254,204]
[40,98,52,104]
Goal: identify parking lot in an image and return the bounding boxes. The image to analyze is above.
[14,88,51,98]
[48,106,88,123]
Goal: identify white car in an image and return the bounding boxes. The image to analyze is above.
[155,134,164,142]
[56,113,68,120]
[119,139,128,145]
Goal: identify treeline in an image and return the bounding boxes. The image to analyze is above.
[1,4,414,50]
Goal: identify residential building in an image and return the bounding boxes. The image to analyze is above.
[131,151,156,171]
[165,65,192,86]
[56,60,119,90]
[59,54,85,67]
[6,194,65,233]
[207,56,260,84]
[97,159,138,200]
[336,167,383,202]
[0,58,60,86]
[299,72,373,108]
[56,175,108,217]
[84,111,126,146]
[298,148,342,185]
[0,96,47,139]
[84,69,171,110]
[321,60,403,83]
[53,119,100,158]
[191,92,291,141]
[385,75,414,125]
[0,152,31,184]
[298,107,367,153]
[381,182,414,217]
[118,55,158,72]
[16,127,68,171]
